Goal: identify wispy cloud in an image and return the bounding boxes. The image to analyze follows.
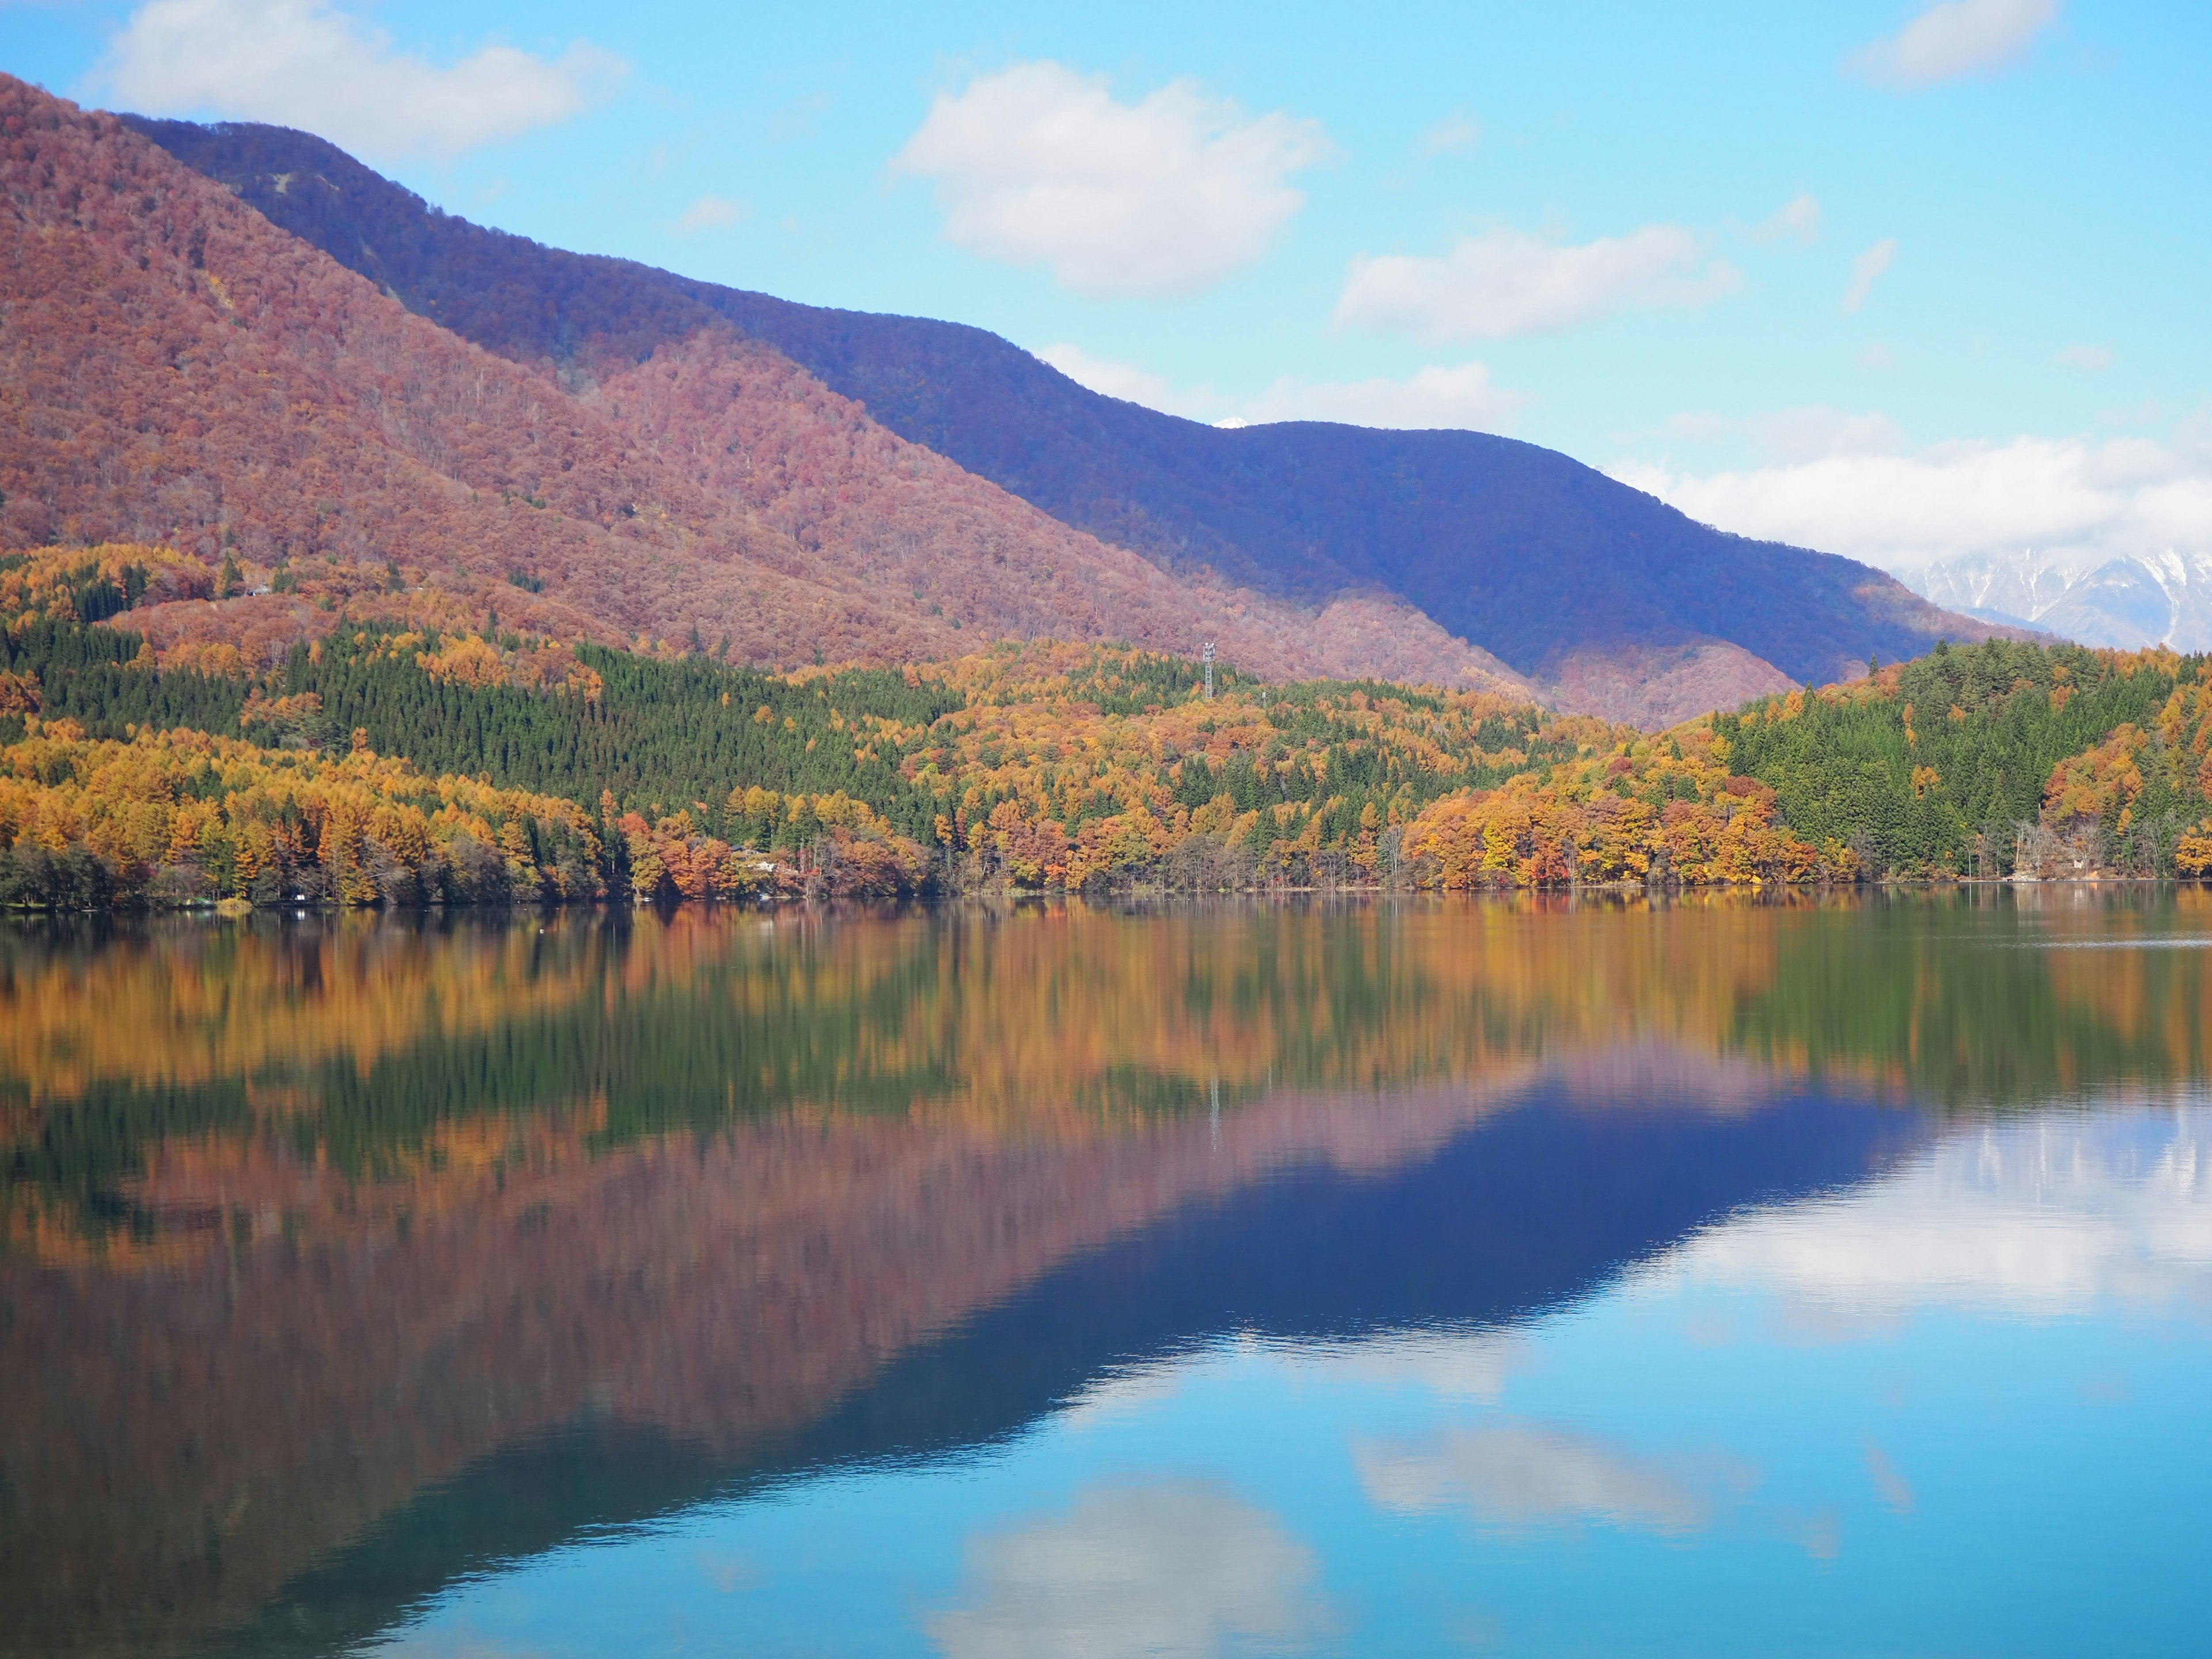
[1850,0,2061,87]
[1335,225,1737,343]
[893,62,1331,300]
[1843,238,1898,313]
[94,0,623,158]
[1419,111,1482,157]
[672,195,748,234]
[2056,344,2113,372]
[1751,191,1821,246]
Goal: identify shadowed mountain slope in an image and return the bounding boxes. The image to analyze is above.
[0,79,1520,692]
[124,113,2009,724]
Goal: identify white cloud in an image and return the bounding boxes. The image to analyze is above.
[1238,363,1529,432]
[929,1480,1330,1659]
[1751,191,1822,246]
[1607,409,2212,576]
[1357,1421,1748,1536]
[2058,344,2114,372]
[95,0,622,158]
[1842,238,1898,313]
[1335,225,1738,343]
[1419,112,1482,157]
[1851,0,2061,87]
[673,195,747,234]
[892,62,1331,300]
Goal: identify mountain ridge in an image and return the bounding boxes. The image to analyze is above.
[0,78,2011,725]
[2,78,1524,698]
[1907,547,2212,652]
[115,106,2013,725]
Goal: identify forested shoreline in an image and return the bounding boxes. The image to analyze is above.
[0,544,2208,911]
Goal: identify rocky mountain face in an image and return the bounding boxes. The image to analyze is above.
[1908,548,2212,652]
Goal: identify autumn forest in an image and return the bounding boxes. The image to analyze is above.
[2,76,2210,910]
[0,538,2207,910]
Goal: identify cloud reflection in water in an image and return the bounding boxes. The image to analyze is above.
[929,1479,1331,1659]
[1643,1106,2212,1322]
[1355,1421,1751,1537]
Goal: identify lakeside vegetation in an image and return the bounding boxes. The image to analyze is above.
[0,546,2207,909]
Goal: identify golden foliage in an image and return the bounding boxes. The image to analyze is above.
[416,634,507,688]
[0,543,209,620]
[2044,725,2147,827]
[0,722,603,904]
[1400,725,1851,888]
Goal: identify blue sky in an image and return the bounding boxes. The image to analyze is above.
[8,1,2209,576]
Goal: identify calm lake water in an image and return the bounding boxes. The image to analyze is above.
[4,893,2211,1658]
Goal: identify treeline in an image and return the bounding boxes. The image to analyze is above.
[1,607,2209,909]
[0,619,1609,903]
[1715,639,2212,878]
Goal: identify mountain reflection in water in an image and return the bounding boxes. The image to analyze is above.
[2,893,2209,1659]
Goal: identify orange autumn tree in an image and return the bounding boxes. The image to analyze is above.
[0,722,604,906]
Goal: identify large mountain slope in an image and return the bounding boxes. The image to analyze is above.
[122,112,2009,724]
[1,79,1514,695]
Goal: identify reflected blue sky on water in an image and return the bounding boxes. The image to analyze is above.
[367,1101,2212,1659]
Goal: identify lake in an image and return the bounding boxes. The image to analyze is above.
[3,892,2210,1658]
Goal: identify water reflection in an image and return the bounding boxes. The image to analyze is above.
[929,1480,1332,1659]
[1354,1419,1756,1537]
[1,893,2209,1658]
[1650,1105,2212,1321]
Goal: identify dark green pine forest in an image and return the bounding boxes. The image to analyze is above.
[1718,639,2210,876]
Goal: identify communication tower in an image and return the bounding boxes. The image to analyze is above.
[1202,641,1215,699]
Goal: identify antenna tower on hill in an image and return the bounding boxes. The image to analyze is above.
[1202,641,1215,699]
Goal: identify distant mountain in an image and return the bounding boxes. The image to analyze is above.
[115,110,2009,725]
[1907,549,2212,652]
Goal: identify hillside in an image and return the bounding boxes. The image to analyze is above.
[1,552,2205,909]
[0,77,1522,698]
[123,110,2009,725]
[0,570,1602,904]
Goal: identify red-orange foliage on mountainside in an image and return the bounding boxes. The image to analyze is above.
[132,111,2018,728]
[594,331,1528,689]
[0,78,1525,692]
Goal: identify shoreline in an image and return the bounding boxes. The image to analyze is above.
[6,872,2206,919]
